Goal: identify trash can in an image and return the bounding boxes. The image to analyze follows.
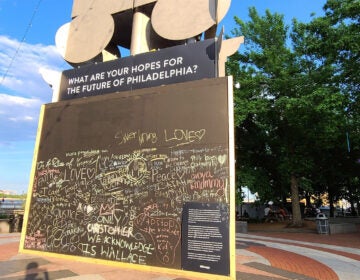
[236,221,248,233]
[316,213,329,234]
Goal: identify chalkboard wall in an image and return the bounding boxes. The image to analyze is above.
[23,77,231,270]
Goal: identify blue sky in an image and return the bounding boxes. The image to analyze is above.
[0,0,326,194]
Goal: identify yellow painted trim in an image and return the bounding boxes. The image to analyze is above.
[18,78,236,279]
[227,76,236,280]
[19,105,46,252]
[20,248,233,280]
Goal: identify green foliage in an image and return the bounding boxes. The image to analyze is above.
[227,0,359,219]
[0,213,9,219]
[1,194,27,199]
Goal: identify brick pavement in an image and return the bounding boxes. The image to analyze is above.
[1,223,359,280]
[248,232,360,262]
[246,246,338,280]
[249,227,360,249]
[237,226,360,280]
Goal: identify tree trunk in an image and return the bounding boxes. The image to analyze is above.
[328,191,334,218]
[305,192,311,207]
[350,201,357,216]
[290,174,303,227]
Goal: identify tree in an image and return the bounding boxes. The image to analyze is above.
[292,0,360,215]
[227,3,357,225]
[228,7,309,226]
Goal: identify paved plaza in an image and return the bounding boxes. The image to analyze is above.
[1,221,359,280]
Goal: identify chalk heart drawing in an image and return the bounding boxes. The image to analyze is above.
[195,129,206,140]
[87,168,96,179]
[218,154,227,165]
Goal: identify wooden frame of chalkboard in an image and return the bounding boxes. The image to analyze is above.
[20,77,236,280]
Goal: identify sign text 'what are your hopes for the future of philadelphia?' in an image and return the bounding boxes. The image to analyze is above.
[59,39,216,100]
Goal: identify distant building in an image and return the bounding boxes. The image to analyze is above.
[0,189,17,195]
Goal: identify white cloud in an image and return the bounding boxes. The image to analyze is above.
[0,35,66,100]
[9,116,35,122]
[0,35,67,144]
[0,93,42,141]
[0,93,41,107]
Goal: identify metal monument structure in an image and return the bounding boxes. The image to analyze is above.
[20,1,244,279]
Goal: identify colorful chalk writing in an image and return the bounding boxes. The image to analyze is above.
[23,77,231,270]
[25,145,229,267]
